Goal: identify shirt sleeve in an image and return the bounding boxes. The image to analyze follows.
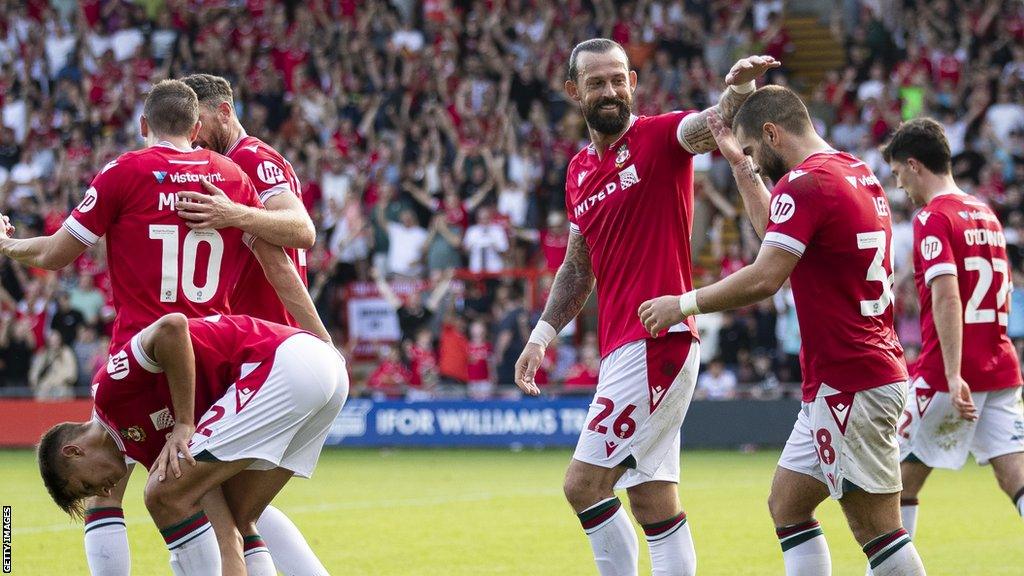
[913,209,957,286]
[233,147,295,205]
[565,163,582,236]
[762,173,826,258]
[62,157,126,246]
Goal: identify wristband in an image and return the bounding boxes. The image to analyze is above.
[528,320,557,348]
[731,80,756,94]
[679,291,701,317]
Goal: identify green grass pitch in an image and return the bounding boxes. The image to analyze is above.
[5,448,1021,575]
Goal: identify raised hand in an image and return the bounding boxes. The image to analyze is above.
[725,55,781,87]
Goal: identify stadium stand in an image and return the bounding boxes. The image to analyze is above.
[0,0,1022,400]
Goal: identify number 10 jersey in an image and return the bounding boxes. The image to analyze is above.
[762,150,907,402]
[63,143,261,350]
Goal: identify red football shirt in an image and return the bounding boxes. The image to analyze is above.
[467,342,491,381]
[912,193,1021,392]
[92,315,305,467]
[63,143,263,350]
[564,114,698,358]
[762,151,907,401]
[224,134,308,326]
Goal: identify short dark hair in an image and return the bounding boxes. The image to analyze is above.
[881,118,952,175]
[143,79,199,137]
[38,422,88,519]
[568,38,628,81]
[732,86,813,139]
[180,73,234,106]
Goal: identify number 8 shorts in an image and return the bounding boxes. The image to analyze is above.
[187,333,349,478]
[572,333,700,490]
[779,382,906,500]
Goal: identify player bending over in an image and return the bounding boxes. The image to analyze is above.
[639,86,926,576]
[0,79,328,575]
[38,313,348,576]
[515,37,778,576]
[867,119,1022,572]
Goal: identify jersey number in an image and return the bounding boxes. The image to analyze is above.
[857,231,895,317]
[964,256,1010,326]
[586,397,638,440]
[149,225,225,304]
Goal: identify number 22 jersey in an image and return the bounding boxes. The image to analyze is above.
[63,143,262,350]
[912,192,1021,392]
[762,150,907,401]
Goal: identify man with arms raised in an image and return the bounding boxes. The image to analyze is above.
[0,80,328,575]
[639,86,926,575]
[37,313,347,576]
[880,119,1024,557]
[515,38,778,576]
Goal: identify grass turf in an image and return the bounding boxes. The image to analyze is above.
[4,448,1021,575]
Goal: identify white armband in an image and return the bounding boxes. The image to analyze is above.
[528,320,557,349]
[679,291,701,317]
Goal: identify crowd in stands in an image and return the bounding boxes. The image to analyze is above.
[0,0,1022,400]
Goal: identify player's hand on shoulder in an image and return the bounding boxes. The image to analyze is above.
[725,55,781,87]
[514,343,544,396]
[947,374,978,421]
[638,295,685,338]
[175,178,240,230]
[708,111,746,165]
[152,422,197,482]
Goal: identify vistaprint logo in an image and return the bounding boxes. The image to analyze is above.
[153,171,225,184]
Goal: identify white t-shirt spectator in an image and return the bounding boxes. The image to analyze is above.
[463,223,508,273]
[111,26,144,61]
[985,103,1024,147]
[45,32,75,76]
[391,27,424,53]
[497,186,528,228]
[386,221,429,277]
[697,367,738,400]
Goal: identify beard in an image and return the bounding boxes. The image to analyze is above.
[583,95,632,135]
[759,146,790,183]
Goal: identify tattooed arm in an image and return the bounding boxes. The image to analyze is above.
[514,232,594,395]
[539,232,595,331]
[676,55,781,155]
[707,111,772,239]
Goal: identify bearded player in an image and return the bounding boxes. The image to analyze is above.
[640,87,926,575]
[514,38,778,576]
[180,73,313,326]
[37,313,347,576]
[881,119,1024,554]
[0,80,328,575]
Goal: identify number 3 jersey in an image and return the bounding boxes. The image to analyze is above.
[762,150,907,401]
[92,315,305,467]
[63,143,262,350]
[912,193,1021,392]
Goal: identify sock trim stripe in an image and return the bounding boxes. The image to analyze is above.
[161,513,210,547]
[84,507,124,517]
[642,511,687,537]
[900,497,919,506]
[775,519,820,539]
[863,528,909,560]
[84,508,125,524]
[84,517,126,533]
[243,546,271,557]
[578,498,621,531]
[1012,486,1024,506]
[243,535,268,551]
[645,517,688,542]
[165,522,212,551]
[779,527,823,551]
[867,534,912,569]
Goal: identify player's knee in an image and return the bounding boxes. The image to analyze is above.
[767,487,808,526]
[144,480,189,521]
[563,473,604,511]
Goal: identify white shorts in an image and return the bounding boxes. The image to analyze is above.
[899,379,1024,468]
[573,334,699,490]
[779,382,906,500]
[188,333,349,478]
